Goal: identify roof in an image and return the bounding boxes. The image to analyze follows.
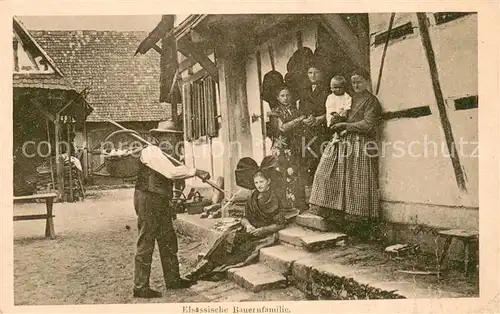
[13,17,74,91]
[136,15,207,56]
[30,29,170,122]
[13,17,64,76]
[13,73,76,90]
[13,18,93,120]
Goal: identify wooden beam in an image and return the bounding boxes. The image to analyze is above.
[153,44,162,54]
[416,13,467,191]
[355,14,372,86]
[178,45,215,73]
[215,39,253,216]
[82,99,89,180]
[170,71,181,125]
[254,19,298,47]
[14,214,55,221]
[256,50,266,157]
[190,29,208,43]
[174,15,208,41]
[160,15,181,126]
[13,38,19,72]
[54,114,64,201]
[46,119,56,192]
[178,39,219,81]
[57,98,76,115]
[179,55,198,72]
[320,14,367,71]
[135,15,175,56]
[181,68,208,83]
[375,13,395,94]
[30,99,55,121]
[67,120,74,202]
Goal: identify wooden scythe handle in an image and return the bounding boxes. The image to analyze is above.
[105,119,229,197]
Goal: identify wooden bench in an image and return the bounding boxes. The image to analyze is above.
[438,229,479,276]
[13,193,57,240]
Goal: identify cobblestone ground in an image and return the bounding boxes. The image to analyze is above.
[13,188,307,305]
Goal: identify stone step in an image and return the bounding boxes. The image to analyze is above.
[295,213,330,231]
[278,226,347,252]
[227,263,288,293]
[259,245,313,275]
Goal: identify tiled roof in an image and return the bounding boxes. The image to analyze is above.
[13,72,75,91]
[30,30,170,122]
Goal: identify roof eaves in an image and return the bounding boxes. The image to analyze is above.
[173,14,208,40]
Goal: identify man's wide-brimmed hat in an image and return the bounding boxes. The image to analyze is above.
[149,120,183,134]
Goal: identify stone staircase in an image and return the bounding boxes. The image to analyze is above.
[176,211,473,299]
[227,213,347,293]
[176,210,475,299]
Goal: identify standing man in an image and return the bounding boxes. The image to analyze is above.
[133,124,210,298]
[299,62,330,186]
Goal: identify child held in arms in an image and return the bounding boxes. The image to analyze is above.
[325,75,351,143]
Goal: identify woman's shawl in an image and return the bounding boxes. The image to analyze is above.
[345,90,382,137]
[245,189,285,228]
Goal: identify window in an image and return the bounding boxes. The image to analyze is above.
[373,22,414,46]
[182,75,218,141]
[434,12,475,25]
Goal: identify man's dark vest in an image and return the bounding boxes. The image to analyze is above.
[135,162,173,199]
[299,83,329,117]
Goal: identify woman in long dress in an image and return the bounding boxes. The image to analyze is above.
[308,70,382,239]
[185,156,288,281]
[268,86,309,212]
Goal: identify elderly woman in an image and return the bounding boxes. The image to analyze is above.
[308,69,382,239]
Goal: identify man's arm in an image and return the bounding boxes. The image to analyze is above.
[140,145,196,180]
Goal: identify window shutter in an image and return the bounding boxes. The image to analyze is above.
[205,76,218,137]
[200,79,206,137]
[202,78,209,137]
[182,82,193,141]
[193,82,199,139]
[195,82,202,139]
[183,75,218,141]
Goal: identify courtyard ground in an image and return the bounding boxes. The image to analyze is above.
[13,188,306,305]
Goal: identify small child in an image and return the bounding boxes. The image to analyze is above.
[325,76,352,143]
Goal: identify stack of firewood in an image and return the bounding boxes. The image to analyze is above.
[36,164,54,194]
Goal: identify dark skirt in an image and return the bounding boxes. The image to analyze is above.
[186,223,277,281]
[270,144,308,211]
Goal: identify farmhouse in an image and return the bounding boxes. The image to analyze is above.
[138,13,478,252]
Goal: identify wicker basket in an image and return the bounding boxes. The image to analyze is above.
[104,152,141,178]
[186,191,207,215]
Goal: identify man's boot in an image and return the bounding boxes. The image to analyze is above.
[133,288,162,298]
[165,277,197,289]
